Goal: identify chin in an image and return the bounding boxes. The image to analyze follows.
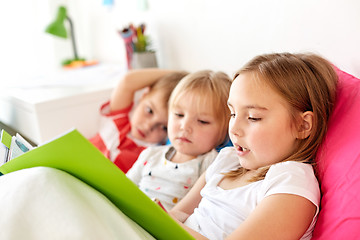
[176,148,196,157]
[239,160,251,169]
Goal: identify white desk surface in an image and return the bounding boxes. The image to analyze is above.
[2,64,125,103]
[0,64,127,144]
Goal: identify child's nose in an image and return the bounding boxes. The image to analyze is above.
[149,122,163,132]
[180,118,192,132]
[229,118,244,137]
[142,120,156,133]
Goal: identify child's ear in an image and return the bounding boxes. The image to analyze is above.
[296,111,314,139]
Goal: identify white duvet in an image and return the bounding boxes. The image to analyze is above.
[0,167,155,240]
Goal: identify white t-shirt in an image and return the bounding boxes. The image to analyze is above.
[126,145,217,211]
[185,147,320,240]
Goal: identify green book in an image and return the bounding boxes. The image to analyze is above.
[1,129,12,149]
[0,129,194,240]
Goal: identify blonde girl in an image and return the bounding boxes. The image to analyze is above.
[127,70,232,211]
[170,53,337,240]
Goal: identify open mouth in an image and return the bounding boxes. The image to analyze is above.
[235,144,249,153]
[240,146,248,152]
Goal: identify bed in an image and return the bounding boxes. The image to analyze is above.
[0,67,359,239]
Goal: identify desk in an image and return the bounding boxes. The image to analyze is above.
[0,65,125,145]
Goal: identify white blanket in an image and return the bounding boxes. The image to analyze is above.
[0,167,155,240]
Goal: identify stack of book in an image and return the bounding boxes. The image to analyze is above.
[0,129,34,166]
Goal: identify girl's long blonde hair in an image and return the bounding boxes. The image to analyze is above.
[226,52,338,181]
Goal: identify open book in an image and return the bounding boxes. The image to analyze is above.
[0,129,193,240]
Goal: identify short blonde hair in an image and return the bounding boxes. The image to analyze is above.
[169,70,232,146]
[148,71,189,106]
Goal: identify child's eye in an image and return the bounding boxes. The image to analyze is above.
[230,113,236,118]
[198,120,210,125]
[146,106,153,114]
[248,117,261,122]
[161,125,168,132]
[175,113,184,118]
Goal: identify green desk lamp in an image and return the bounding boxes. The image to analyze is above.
[45,6,85,67]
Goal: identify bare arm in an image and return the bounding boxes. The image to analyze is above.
[169,214,209,240]
[171,173,316,240]
[226,194,317,240]
[110,68,177,111]
[169,172,209,240]
[171,193,316,240]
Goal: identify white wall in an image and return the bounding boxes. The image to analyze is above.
[0,0,56,85]
[2,0,360,83]
[83,0,360,78]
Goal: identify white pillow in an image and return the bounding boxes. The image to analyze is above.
[0,167,155,240]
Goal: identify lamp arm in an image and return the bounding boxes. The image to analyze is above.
[66,16,79,60]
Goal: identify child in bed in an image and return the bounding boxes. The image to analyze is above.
[169,52,338,240]
[90,69,188,173]
[126,70,232,211]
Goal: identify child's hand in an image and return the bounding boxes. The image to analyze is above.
[168,209,190,223]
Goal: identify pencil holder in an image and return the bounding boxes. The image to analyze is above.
[119,23,157,69]
[131,51,158,69]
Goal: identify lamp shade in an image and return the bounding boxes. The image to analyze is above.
[45,6,67,38]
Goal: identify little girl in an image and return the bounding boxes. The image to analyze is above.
[126,70,232,211]
[169,53,338,239]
